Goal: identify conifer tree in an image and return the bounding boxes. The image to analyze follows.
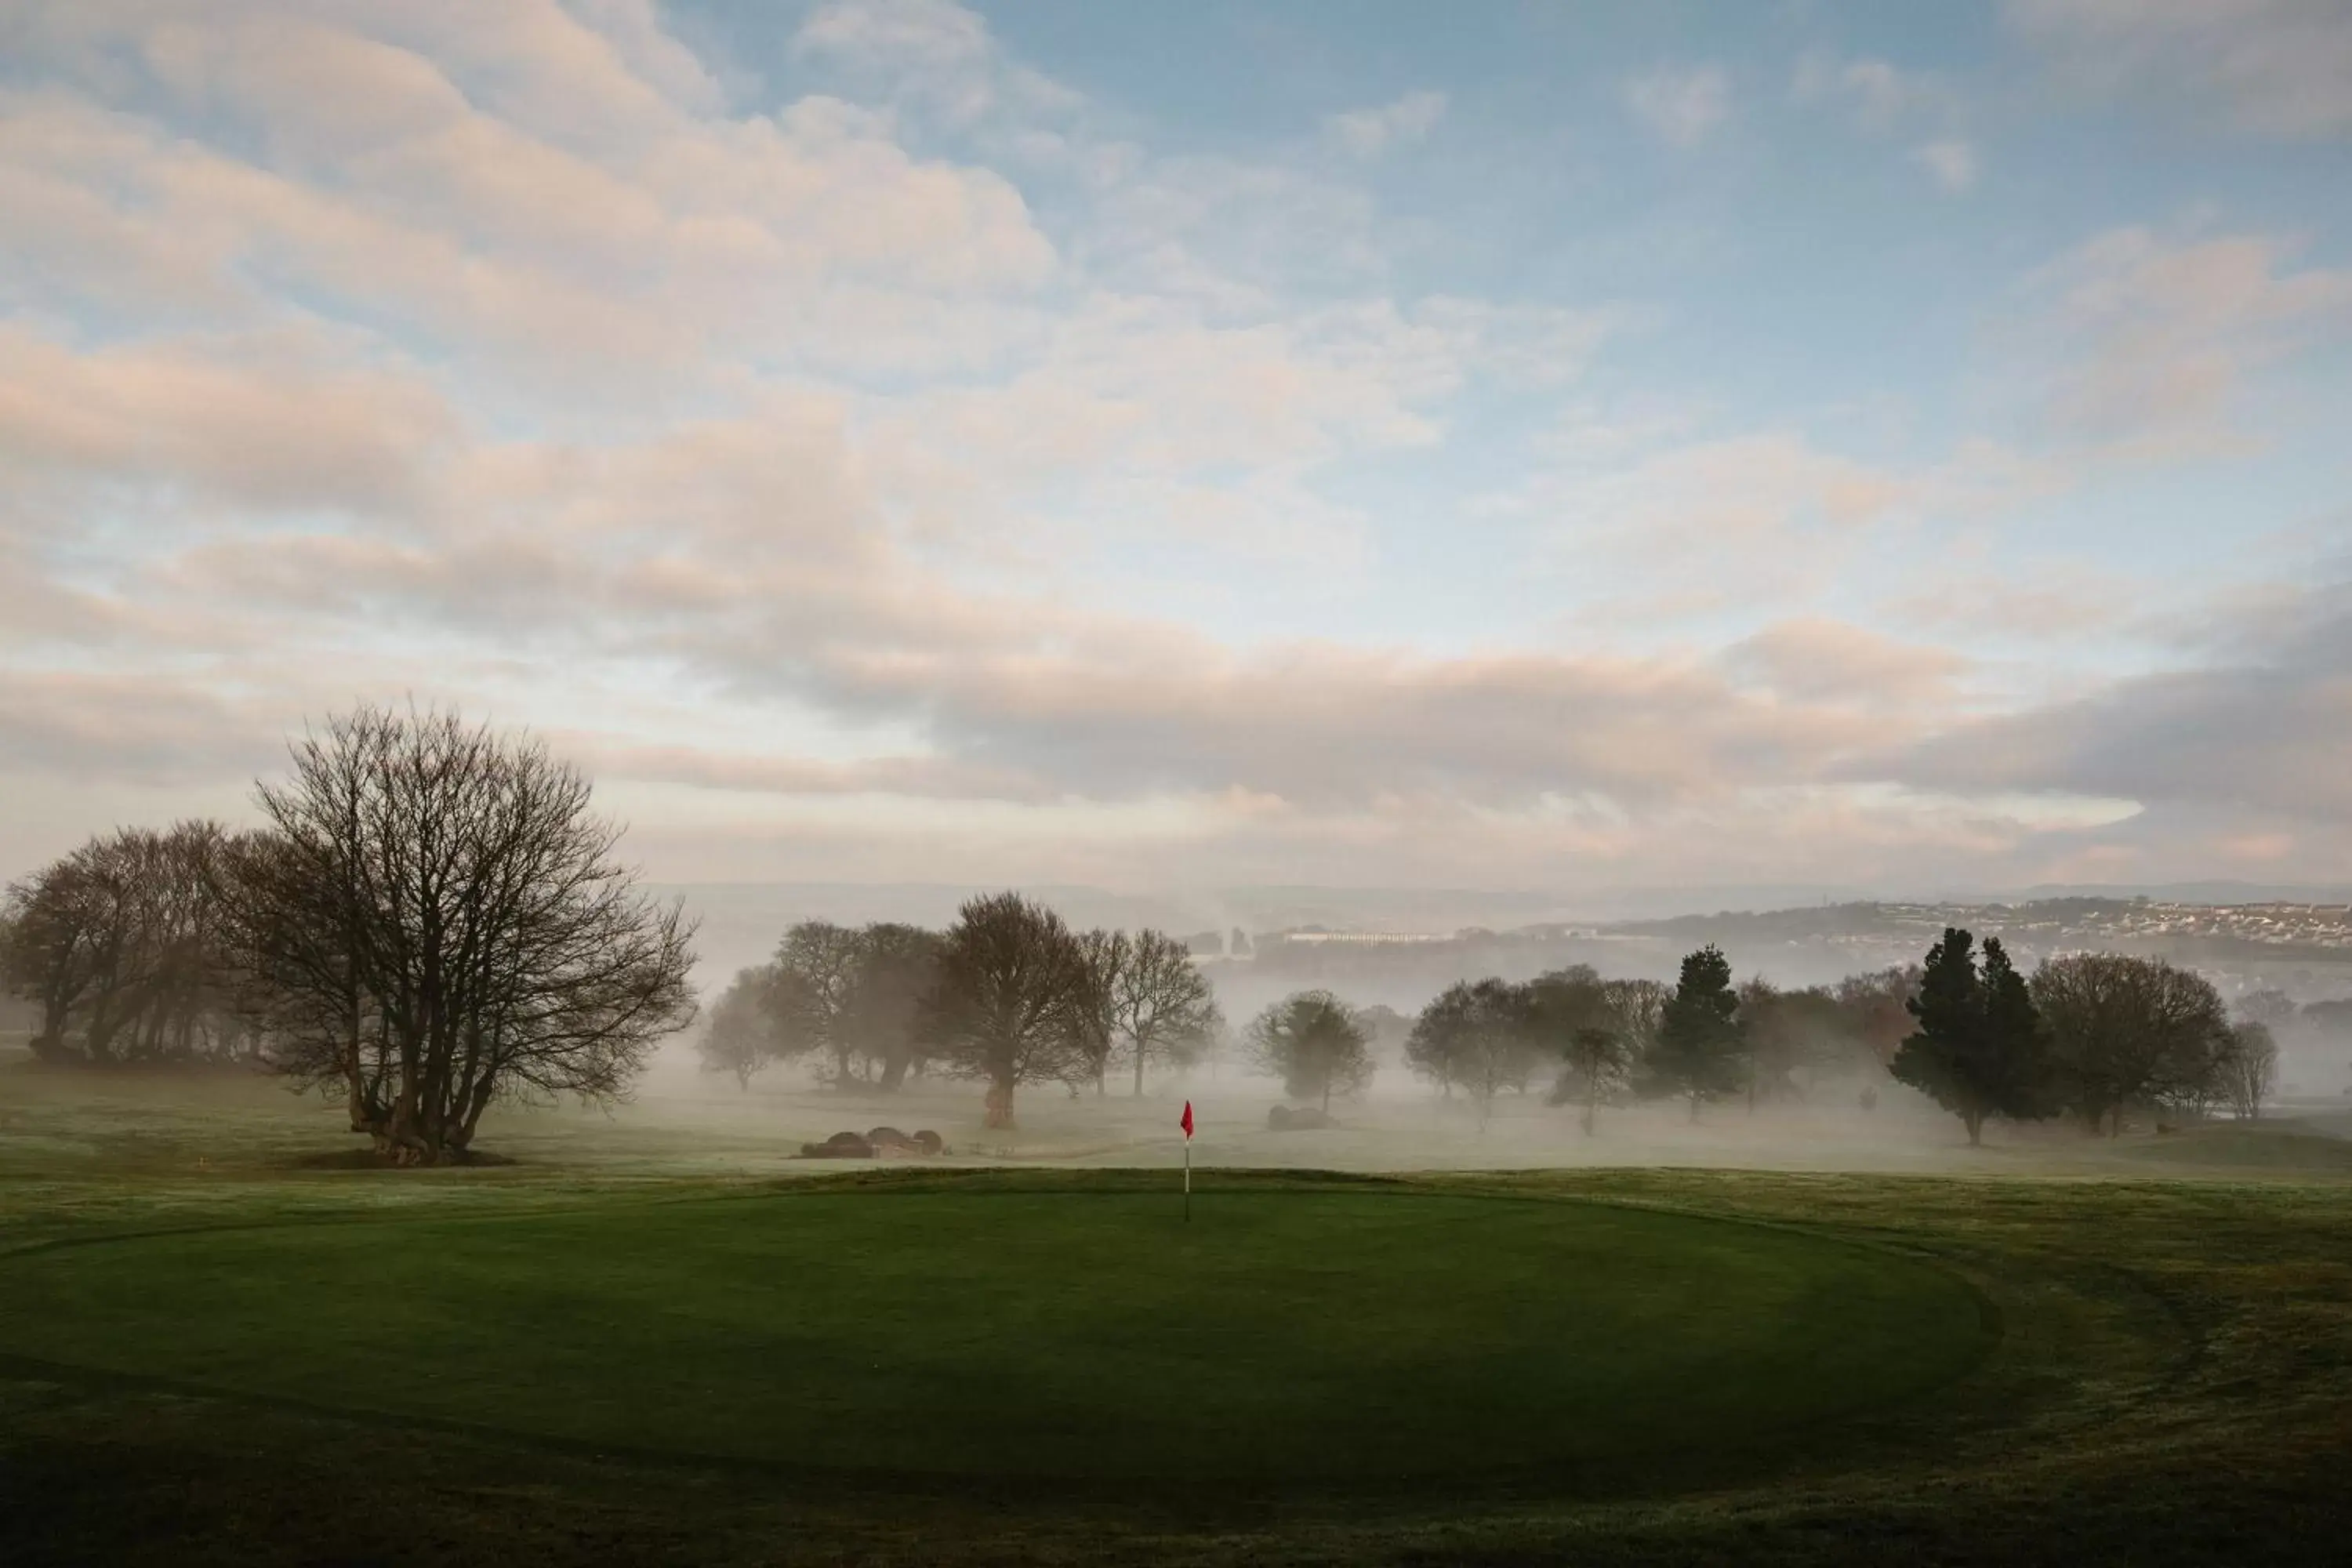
[1652,945,1745,1120]
[1889,927,2048,1145]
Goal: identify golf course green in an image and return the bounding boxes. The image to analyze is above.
[0,1178,1989,1488]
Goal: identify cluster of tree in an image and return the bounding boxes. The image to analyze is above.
[1226,949,1908,1133]
[1394,953,1913,1131]
[1889,930,2278,1142]
[0,706,699,1164]
[698,893,1222,1125]
[0,821,261,1066]
[1237,930,2293,1145]
[2233,989,2352,1083]
[1243,990,1374,1112]
[699,922,947,1091]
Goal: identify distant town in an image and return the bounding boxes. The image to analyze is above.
[1192,898,2352,1016]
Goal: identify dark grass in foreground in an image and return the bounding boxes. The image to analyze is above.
[2,1051,2350,1568]
[0,1181,1987,1492]
[2,1167,2350,1564]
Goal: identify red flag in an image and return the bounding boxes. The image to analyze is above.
[1180,1101,1194,1138]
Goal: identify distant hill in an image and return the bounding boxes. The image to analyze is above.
[648,881,2352,1013]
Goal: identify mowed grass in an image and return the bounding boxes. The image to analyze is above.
[2111,1121,2352,1171]
[4,1071,2351,1564]
[0,1181,1987,1488]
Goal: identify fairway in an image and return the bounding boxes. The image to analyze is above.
[0,1179,1990,1489]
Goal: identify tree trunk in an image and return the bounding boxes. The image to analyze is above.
[1134,1051,1146,1097]
[983,1078,1015,1129]
[1965,1109,1983,1147]
[1688,1092,1700,1123]
[342,989,372,1133]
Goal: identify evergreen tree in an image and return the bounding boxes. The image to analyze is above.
[1652,945,1744,1120]
[1889,928,2048,1145]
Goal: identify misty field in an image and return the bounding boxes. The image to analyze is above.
[3,1074,2350,1564]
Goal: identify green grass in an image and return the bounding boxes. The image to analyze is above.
[0,1181,1987,1490]
[2,1075,2350,1564]
[2112,1121,2352,1170]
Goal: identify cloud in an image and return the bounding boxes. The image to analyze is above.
[1793,51,1978,191]
[1914,137,1979,191]
[1496,429,1915,624]
[0,23,1060,386]
[9,368,1926,824]
[2008,0,2352,139]
[1883,565,2139,642]
[0,322,455,515]
[1792,53,1955,129]
[1623,66,1730,147]
[793,0,1082,129]
[796,0,993,71]
[0,667,286,787]
[1875,578,2352,822]
[544,735,1057,804]
[1,0,2345,895]
[1324,89,1448,157]
[2016,227,2352,455]
[1722,619,1972,708]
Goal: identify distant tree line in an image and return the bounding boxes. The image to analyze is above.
[1,706,698,1164]
[696,892,1222,1127]
[1891,931,2282,1141]
[1214,951,1912,1132]
[1236,929,2297,1143]
[0,821,263,1067]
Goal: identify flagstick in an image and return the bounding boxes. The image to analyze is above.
[1183,1136,1192,1223]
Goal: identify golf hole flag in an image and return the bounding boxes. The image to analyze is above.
[1180,1101,1193,1220]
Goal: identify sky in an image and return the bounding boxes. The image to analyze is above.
[2,0,2350,899]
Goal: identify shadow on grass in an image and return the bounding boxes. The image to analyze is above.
[281,1147,520,1171]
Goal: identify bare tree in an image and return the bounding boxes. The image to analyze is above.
[223,704,697,1164]
[1073,927,1129,1094]
[1833,965,1921,1070]
[1552,1026,1628,1135]
[1109,929,1221,1095]
[2031,953,2230,1136]
[1409,979,1539,1131]
[690,924,944,1094]
[1597,978,1669,1061]
[2,822,255,1066]
[2,852,110,1064]
[840,924,946,1091]
[1247,990,1373,1113]
[2234,989,2298,1033]
[696,964,783,1090]
[1526,967,1610,1127]
[920,892,1095,1127]
[771,922,869,1087]
[1738,979,1857,1109]
[2222,1019,2279,1122]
